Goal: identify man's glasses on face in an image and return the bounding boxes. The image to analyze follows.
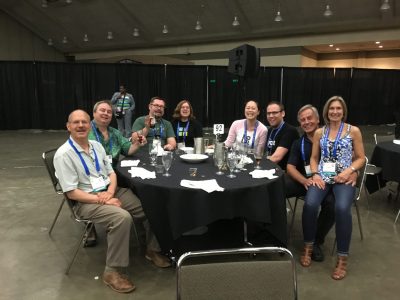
[266,110,282,116]
[151,104,165,109]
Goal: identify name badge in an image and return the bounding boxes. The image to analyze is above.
[322,162,336,175]
[90,176,107,192]
[304,165,311,177]
[268,140,275,147]
[177,142,185,149]
[106,155,112,164]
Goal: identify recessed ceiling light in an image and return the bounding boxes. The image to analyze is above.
[379,45,383,48]
[380,0,390,11]
[232,16,240,26]
[329,44,334,47]
[133,28,140,37]
[335,47,340,51]
[323,5,333,17]
[375,41,381,44]
[162,25,168,34]
[107,31,113,40]
[83,34,89,42]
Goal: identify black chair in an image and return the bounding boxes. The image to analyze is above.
[42,149,65,235]
[177,246,297,300]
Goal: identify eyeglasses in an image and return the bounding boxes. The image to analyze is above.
[151,104,165,109]
[266,111,282,116]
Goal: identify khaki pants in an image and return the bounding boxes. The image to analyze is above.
[75,187,160,268]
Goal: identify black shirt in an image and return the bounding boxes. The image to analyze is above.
[171,119,203,147]
[266,122,299,170]
[287,134,312,176]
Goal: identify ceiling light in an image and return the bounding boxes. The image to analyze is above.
[274,11,283,22]
[83,34,89,42]
[66,0,72,4]
[47,38,53,46]
[380,0,390,11]
[335,47,340,51]
[62,36,68,44]
[162,25,168,34]
[41,0,48,8]
[329,44,334,47]
[107,31,113,40]
[133,28,140,37]
[379,45,383,48]
[195,20,202,31]
[323,5,333,17]
[232,16,240,26]
[375,41,381,44]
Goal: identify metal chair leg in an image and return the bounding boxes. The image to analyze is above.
[243,219,253,246]
[354,200,364,240]
[288,197,299,236]
[48,198,66,235]
[65,222,93,275]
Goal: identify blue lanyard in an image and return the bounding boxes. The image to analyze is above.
[267,122,285,152]
[301,136,307,163]
[323,122,344,159]
[68,138,100,176]
[151,119,164,138]
[243,120,259,149]
[176,121,190,143]
[91,121,112,154]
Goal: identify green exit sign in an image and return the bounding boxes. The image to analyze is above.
[232,79,239,83]
[209,79,216,83]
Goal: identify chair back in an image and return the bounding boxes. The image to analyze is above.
[177,247,297,300]
[373,133,395,144]
[355,156,368,201]
[42,149,63,194]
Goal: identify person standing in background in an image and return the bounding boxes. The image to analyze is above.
[111,85,135,138]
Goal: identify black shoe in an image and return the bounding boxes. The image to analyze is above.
[84,226,97,247]
[311,244,324,262]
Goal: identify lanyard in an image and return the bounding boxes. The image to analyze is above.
[119,94,126,108]
[176,121,190,143]
[243,120,259,149]
[91,121,112,153]
[68,138,100,176]
[267,122,285,152]
[323,122,344,159]
[301,136,307,164]
[152,119,164,138]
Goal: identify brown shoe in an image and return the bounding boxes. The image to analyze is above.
[145,250,171,268]
[103,271,135,293]
[332,256,348,280]
[300,244,313,267]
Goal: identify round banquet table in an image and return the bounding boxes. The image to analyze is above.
[117,150,287,252]
[366,141,400,193]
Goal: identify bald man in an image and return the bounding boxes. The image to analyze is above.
[53,110,170,294]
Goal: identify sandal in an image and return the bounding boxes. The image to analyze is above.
[300,244,313,267]
[332,256,347,280]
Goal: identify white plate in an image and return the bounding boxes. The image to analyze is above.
[180,154,209,163]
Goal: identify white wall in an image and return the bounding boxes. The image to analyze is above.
[0,11,64,61]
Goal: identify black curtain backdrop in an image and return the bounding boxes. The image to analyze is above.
[0,61,399,130]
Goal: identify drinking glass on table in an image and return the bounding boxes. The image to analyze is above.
[253,144,264,169]
[149,142,157,166]
[162,151,173,177]
[226,152,237,178]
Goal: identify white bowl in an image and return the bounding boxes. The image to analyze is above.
[181,147,194,154]
[180,154,209,163]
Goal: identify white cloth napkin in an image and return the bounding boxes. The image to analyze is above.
[242,156,253,164]
[128,167,156,179]
[249,169,278,179]
[120,160,140,167]
[180,179,225,193]
[393,139,400,145]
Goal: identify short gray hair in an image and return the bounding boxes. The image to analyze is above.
[297,104,319,122]
[93,100,112,113]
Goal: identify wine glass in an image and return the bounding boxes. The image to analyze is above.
[253,145,264,169]
[162,151,173,177]
[149,143,157,166]
[226,152,237,178]
[214,154,224,175]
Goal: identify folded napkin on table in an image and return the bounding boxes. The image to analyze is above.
[128,167,156,179]
[393,139,400,145]
[180,179,225,193]
[241,156,253,165]
[249,169,278,179]
[120,160,140,167]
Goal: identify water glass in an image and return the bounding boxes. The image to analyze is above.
[162,151,173,177]
[149,143,157,166]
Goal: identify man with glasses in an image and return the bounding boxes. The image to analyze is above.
[265,101,299,170]
[131,97,176,151]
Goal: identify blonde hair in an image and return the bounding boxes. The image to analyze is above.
[322,96,348,125]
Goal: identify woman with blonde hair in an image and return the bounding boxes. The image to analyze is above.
[300,96,365,280]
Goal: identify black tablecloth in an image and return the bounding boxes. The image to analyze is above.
[117,150,286,251]
[366,141,400,193]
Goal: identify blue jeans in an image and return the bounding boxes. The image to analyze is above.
[116,109,133,138]
[302,184,355,255]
